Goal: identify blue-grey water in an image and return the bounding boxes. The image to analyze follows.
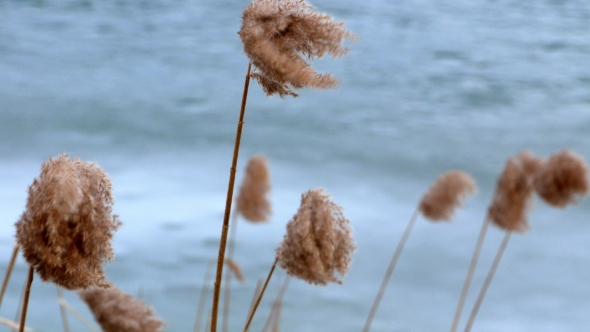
[0,0,589,331]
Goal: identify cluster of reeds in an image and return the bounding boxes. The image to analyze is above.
[1,0,589,331]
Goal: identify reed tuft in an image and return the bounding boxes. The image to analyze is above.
[239,0,355,97]
[419,170,477,221]
[79,285,165,332]
[225,258,246,284]
[236,155,272,222]
[15,154,121,290]
[487,151,542,233]
[534,149,589,208]
[276,188,355,285]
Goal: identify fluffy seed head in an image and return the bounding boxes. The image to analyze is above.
[534,150,589,207]
[275,188,356,285]
[15,154,121,290]
[418,170,477,221]
[79,286,165,332]
[236,155,272,222]
[487,151,543,233]
[239,0,355,97]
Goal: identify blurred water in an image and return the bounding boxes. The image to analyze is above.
[0,0,589,331]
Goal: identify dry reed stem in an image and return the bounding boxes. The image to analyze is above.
[0,243,19,311]
[239,0,355,97]
[222,213,239,332]
[276,189,355,285]
[363,209,419,332]
[12,279,27,332]
[419,171,477,221]
[15,154,121,290]
[236,156,272,222]
[534,149,589,207]
[211,62,252,332]
[18,266,33,332]
[79,286,165,332]
[463,232,512,332]
[0,317,33,332]
[262,276,290,332]
[194,260,215,332]
[57,296,99,332]
[56,286,71,332]
[270,301,281,332]
[243,258,278,332]
[449,218,490,332]
[245,278,264,327]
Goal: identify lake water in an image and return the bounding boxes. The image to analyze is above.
[0,0,589,331]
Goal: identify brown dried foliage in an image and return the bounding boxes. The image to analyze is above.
[534,149,589,208]
[487,151,544,233]
[239,0,355,97]
[225,258,246,283]
[418,170,477,221]
[276,188,356,285]
[236,155,272,222]
[15,154,121,290]
[79,286,165,332]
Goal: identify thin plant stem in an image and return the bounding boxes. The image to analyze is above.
[211,62,252,332]
[243,258,277,332]
[56,286,70,332]
[450,218,490,332]
[12,278,27,332]
[194,260,216,332]
[222,212,239,332]
[261,276,290,332]
[0,244,19,311]
[205,308,212,332]
[363,208,420,332]
[0,317,32,331]
[57,297,99,332]
[271,301,281,332]
[245,277,264,326]
[19,266,33,332]
[463,231,512,332]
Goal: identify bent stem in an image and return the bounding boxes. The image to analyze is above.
[463,231,512,332]
[19,266,33,332]
[0,244,19,311]
[222,213,239,332]
[450,218,490,332]
[243,258,277,332]
[211,62,252,332]
[363,209,420,332]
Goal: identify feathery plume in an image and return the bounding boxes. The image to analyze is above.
[236,155,272,222]
[487,151,542,233]
[534,149,589,207]
[239,0,355,97]
[79,286,165,332]
[15,154,121,290]
[276,188,356,285]
[418,170,477,221]
[225,258,246,284]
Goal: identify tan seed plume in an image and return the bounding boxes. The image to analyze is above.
[534,149,589,208]
[236,155,272,222]
[225,258,246,284]
[276,188,356,285]
[487,151,543,233]
[15,154,121,290]
[418,170,477,221]
[79,286,165,332]
[239,0,355,97]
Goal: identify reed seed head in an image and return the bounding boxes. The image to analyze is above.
[534,149,589,208]
[236,155,272,222]
[225,258,246,284]
[239,0,355,97]
[79,286,165,332]
[418,170,477,221]
[15,154,121,290]
[275,188,356,285]
[487,151,543,233]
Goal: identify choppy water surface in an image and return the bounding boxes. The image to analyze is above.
[0,0,589,331]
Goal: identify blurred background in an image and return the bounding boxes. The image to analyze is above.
[0,0,589,331]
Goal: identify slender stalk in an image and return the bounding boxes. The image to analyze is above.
[0,317,31,331]
[262,276,290,332]
[19,266,33,332]
[56,286,70,332]
[271,301,281,332]
[450,218,490,332]
[463,232,512,332]
[194,260,215,332]
[57,297,99,332]
[243,258,277,332]
[211,62,252,332]
[222,213,239,332]
[12,278,27,332]
[0,244,19,311]
[245,278,264,326]
[363,209,420,332]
